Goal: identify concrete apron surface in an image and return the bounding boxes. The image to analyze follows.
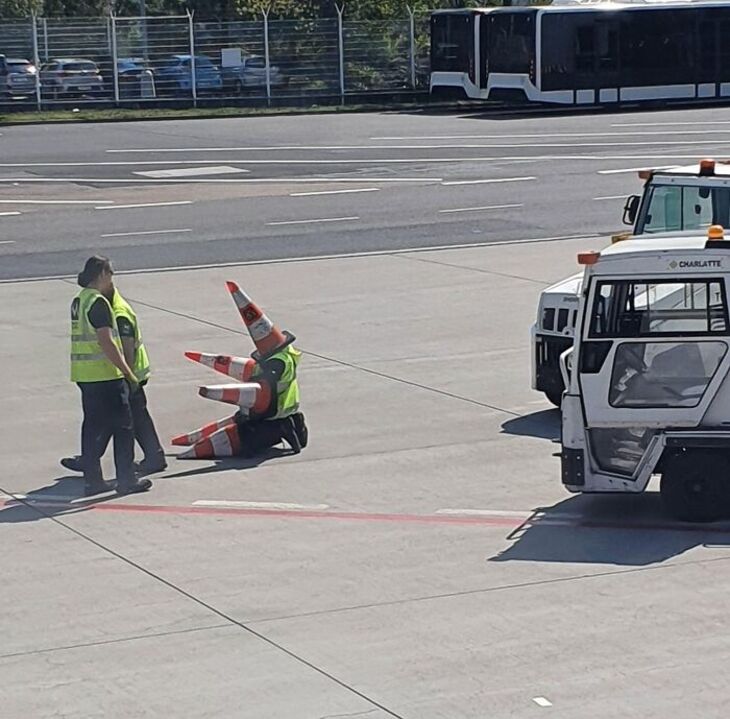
[3,238,730,719]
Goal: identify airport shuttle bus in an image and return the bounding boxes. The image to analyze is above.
[430,0,730,105]
[561,227,730,521]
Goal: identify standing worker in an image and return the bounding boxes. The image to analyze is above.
[62,282,167,476]
[69,256,152,496]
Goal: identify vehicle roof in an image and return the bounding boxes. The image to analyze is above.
[6,58,30,63]
[48,58,97,64]
[650,162,730,178]
[600,234,713,257]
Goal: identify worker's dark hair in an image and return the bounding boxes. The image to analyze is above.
[77,255,112,287]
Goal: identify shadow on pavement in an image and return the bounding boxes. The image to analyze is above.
[501,409,561,442]
[163,446,292,479]
[490,493,730,566]
[0,476,118,524]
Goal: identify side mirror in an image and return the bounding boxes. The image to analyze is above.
[622,195,640,226]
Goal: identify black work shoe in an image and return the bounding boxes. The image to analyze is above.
[134,458,168,476]
[84,480,113,497]
[117,478,152,496]
[61,456,84,473]
[292,413,309,449]
[280,416,302,455]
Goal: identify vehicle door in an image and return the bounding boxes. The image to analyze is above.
[576,274,730,476]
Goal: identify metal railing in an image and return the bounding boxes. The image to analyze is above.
[0,9,432,111]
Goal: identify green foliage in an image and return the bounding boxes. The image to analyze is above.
[0,0,478,20]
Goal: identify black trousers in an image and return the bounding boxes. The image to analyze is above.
[78,379,135,486]
[130,385,164,463]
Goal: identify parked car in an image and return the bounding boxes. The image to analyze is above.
[0,56,37,98]
[115,57,156,98]
[222,55,287,93]
[155,54,222,95]
[40,58,104,99]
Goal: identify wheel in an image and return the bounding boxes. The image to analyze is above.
[544,387,564,408]
[660,450,729,522]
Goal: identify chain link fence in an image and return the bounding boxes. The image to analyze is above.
[0,10,432,110]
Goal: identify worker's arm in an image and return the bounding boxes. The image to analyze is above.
[97,327,136,380]
[116,316,138,376]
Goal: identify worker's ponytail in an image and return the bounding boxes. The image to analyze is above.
[78,255,112,287]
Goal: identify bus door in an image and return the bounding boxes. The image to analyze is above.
[577,276,730,477]
[594,16,619,99]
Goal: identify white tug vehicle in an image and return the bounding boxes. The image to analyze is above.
[533,159,730,406]
[561,224,730,522]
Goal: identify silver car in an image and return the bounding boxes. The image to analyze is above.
[0,56,37,98]
[40,58,104,99]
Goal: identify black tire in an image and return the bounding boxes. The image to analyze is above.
[544,387,564,408]
[660,450,729,522]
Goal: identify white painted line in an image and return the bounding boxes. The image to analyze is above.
[135,166,250,178]
[289,188,380,197]
[0,199,114,204]
[613,121,730,127]
[0,492,25,500]
[0,233,600,283]
[439,203,524,214]
[104,137,730,151]
[372,130,730,140]
[95,200,192,210]
[533,697,553,708]
[593,195,628,201]
[0,211,21,216]
[100,228,192,238]
[441,176,536,186]
[0,177,443,184]
[0,241,16,245]
[436,508,533,518]
[597,165,676,175]
[267,216,360,226]
[193,500,330,511]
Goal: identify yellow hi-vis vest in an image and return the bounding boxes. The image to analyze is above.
[112,290,151,383]
[253,345,301,420]
[70,288,124,383]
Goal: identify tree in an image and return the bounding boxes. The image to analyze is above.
[0,0,42,17]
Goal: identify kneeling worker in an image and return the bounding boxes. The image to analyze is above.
[68,256,153,496]
[173,281,307,459]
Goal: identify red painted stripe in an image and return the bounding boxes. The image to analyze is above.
[3,499,730,532]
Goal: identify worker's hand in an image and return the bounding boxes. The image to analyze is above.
[125,374,140,395]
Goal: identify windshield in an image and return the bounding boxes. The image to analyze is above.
[638,183,730,234]
[8,62,31,72]
[64,62,97,72]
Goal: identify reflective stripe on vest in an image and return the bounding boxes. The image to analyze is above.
[70,288,124,383]
[253,345,301,419]
[112,290,151,382]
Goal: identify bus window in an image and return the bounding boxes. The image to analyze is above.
[431,13,472,73]
[486,12,535,76]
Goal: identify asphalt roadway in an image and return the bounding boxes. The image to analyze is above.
[3,106,730,718]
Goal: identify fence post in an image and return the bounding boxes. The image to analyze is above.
[31,15,41,111]
[336,3,345,105]
[42,17,48,62]
[263,6,272,106]
[407,5,416,90]
[188,10,197,107]
[111,14,120,106]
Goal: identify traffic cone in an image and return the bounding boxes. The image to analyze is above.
[198,381,272,414]
[226,281,295,360]
[171,415,237,446]
[177,422,241,459]
[185,351,257,381]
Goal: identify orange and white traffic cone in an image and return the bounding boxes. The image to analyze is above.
[226,281,296,360]
[171,415,237,447]
[177,422,241,459]
[198,381,273,415]
[184,351,257,381]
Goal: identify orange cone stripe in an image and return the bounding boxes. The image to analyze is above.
[185,351,257,381]
[252,381,272,414]
[171,415,236,446]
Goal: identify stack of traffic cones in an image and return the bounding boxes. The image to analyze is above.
[174,281,295,460]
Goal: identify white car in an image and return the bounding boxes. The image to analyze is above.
[40,58,104,99]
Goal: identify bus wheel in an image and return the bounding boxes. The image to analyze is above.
[660,450,729,523]
[544,388,563,408]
